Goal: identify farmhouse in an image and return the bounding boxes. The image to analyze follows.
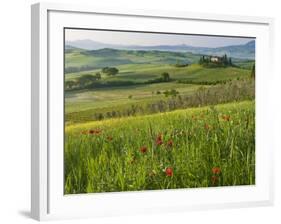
[199,54,232,66]
[210,56,221,63]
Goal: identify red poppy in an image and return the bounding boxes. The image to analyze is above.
[222,115,230,121]
[156,140,163,146]
[140,146,148,154]
[211,176,219,185]
[89,129,102,135]
[107,136,113,141]
[156,134,163,146]
[156,134,162,141]
[95,129,102,134]
[165,167,173,177]
[212,167,221,175]
[167,139,173,147]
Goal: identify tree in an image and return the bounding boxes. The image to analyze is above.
[102,67,119,76]
[65,80,76,90]
[170,89,179,97]
[76,74,97,87]
[163,89,179,97]
[199,56,203,64]
[251,64,255,79]
[222,54,228,65]
[95,72,101,80]
[161,72,170,82]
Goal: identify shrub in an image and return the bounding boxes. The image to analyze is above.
[102,67,119,76]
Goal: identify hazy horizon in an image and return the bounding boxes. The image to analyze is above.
[65,29,255,48]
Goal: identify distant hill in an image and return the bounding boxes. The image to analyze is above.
[65,48,202,72]
[65,45,77,50]
[66,40,255,59]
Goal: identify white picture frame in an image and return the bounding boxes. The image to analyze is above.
[31,2,274,221]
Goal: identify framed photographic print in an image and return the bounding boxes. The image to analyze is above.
[31,2,274,221]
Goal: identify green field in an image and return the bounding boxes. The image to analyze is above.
[64,47,255,194]
[65,101,255,194]
[66,82,202,113]
[65,48,201,70]
[65,62,253,117]
[66,63,251,83]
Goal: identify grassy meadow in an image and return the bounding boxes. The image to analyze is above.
[64,44,255,194]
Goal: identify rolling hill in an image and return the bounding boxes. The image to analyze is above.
[65,47,254,75]
[65,48,202,72]
[66,40,255,59]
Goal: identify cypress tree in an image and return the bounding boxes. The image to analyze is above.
[251,64,255,79]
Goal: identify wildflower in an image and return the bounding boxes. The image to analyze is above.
[140,146,148,154]
[95,129,102,134]
[156,134,162,141]
[167,139,173,147]
[89,129,102,135]
[165,167,173,177]
[212,167,221,175]
[156,140,163,146]
[156,134,163,146]
[222,115,230,121]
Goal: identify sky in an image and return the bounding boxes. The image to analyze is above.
[65,29,254,48]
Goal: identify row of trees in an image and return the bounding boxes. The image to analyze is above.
[145,72,171,84]
[66,70,175,91]
[163,89,179,97]
[65,73,101,89]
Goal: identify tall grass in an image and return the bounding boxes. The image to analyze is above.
[64,101,255,194]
